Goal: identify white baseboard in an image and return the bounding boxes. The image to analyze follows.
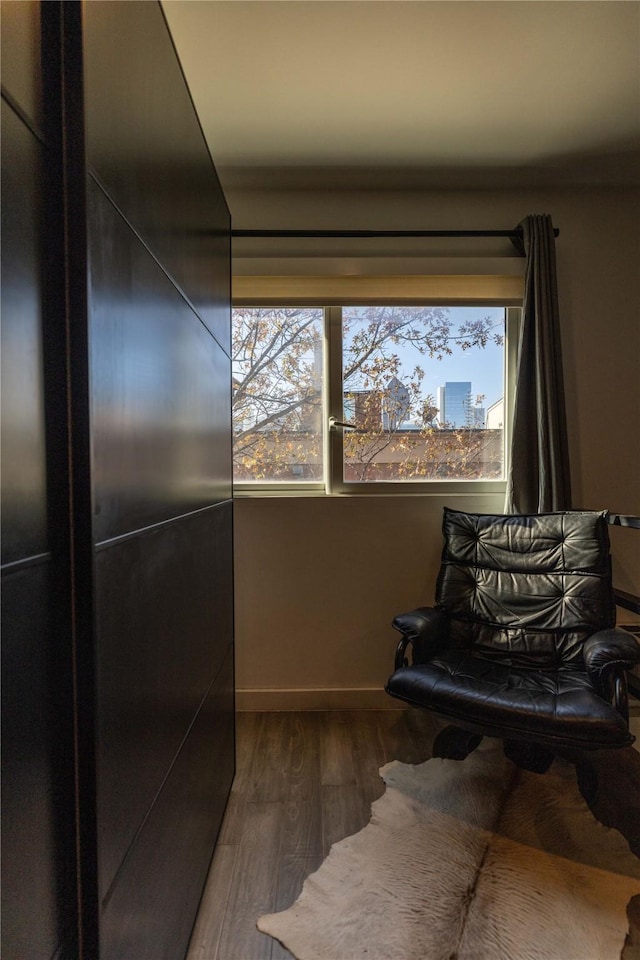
[235,686,404,712]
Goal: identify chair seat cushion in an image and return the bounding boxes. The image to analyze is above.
[386,650,632,749]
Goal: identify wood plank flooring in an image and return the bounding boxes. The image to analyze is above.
[185,709,439,960]
[186,708,640,960]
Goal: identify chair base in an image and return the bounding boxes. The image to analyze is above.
[432,725,557,772]
[432,725,483,760]
[430,724,601,803]
[503,739,554,774]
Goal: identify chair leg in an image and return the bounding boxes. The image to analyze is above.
[574,757,599,805]
[503,739,554,773]
[432,725,483,760]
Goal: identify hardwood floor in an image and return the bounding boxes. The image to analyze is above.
[186,708,640,960]
[185,709,439,960]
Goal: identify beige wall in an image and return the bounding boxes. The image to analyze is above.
[230,182,640,709]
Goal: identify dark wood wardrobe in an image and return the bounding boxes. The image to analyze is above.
[1,3,235,958]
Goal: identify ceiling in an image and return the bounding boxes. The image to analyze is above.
[162,0,640,190]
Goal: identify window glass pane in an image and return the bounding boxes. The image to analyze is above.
[342,306,505,482]
[232,307,324,482]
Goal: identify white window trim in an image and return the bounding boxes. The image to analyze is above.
[232,295,521,498]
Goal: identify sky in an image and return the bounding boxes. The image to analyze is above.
[422,306,504,409]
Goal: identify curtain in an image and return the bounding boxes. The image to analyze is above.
[505,215,572,513]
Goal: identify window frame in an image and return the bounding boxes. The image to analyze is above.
[232,300,521,498]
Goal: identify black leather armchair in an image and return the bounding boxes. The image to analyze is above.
[386,509,640,777]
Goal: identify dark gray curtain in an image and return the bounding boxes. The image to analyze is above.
[505,215,572,513]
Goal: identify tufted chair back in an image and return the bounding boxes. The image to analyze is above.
[435,508,616,669]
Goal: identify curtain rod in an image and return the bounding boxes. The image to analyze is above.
[232,228,559,239]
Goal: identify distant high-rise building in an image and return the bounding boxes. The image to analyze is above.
[471,405,486,428]
[437,381,472,428]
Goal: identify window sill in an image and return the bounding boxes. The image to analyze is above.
[233,480,507,499]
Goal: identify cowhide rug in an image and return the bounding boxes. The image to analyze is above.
[258,742,640,960]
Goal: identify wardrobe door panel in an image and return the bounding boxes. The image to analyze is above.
[1,41,73,955]
[0,103,47,566]
[0,563,63,960]
[85,0,234,947]
[94,502,233,898]
[89,183,232,544]
[83,0,230,353]
[0,1,42,125]
[100,648,235,960]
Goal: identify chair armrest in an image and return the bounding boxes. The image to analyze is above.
[583,628,640,679]
[392,606,449,668]
[583,628,640,722]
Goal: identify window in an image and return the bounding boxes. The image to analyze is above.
[232,307,324,482]
[232,303,519,493]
